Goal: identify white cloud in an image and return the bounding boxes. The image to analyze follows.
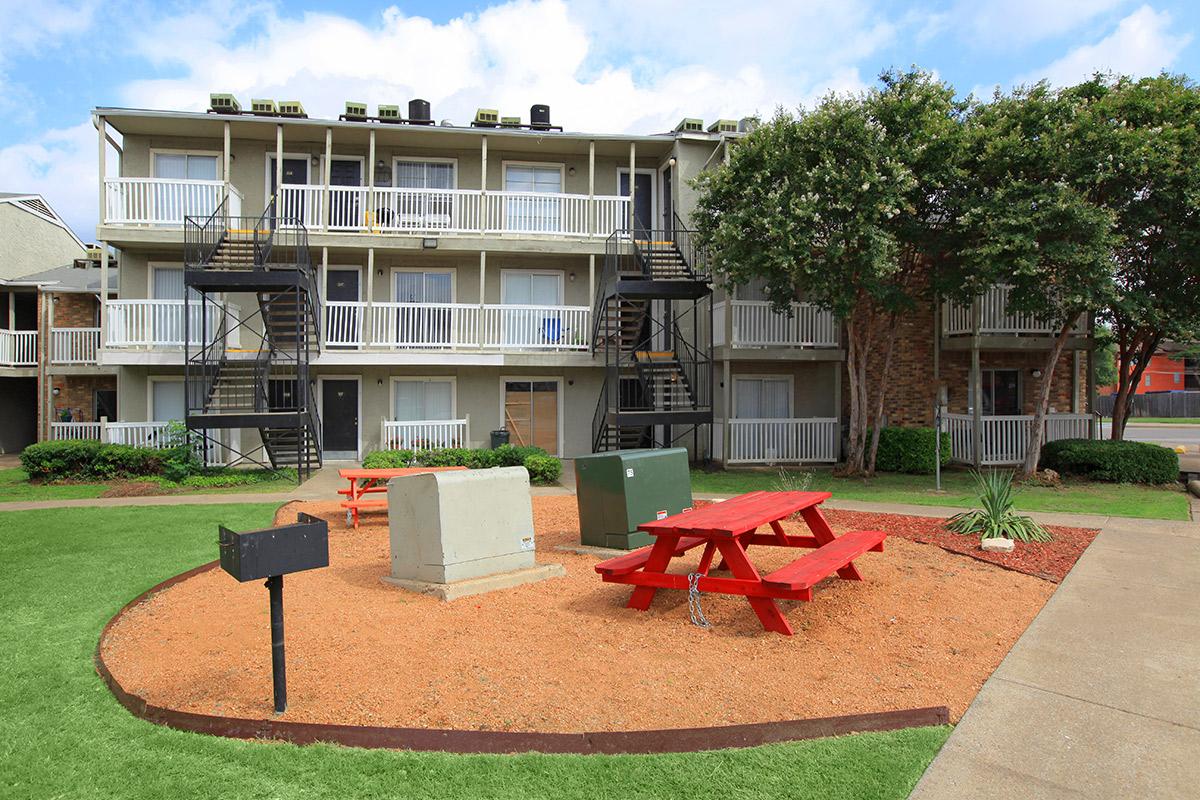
[0,121,97,239]
[953,0,1129,48]
[1016,5,1192,86]
[0,0,98,112]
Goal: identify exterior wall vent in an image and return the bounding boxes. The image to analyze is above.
[674,118,703,133]
[378,105,401,122]
[708,119,738,134]
[473,108,499,127]
[250,99,278,116]
[344,101,368,121]
[209,93,241,114]
[278,100,307,118]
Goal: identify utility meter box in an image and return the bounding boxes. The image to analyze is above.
[574,448,693,550]
[387,467,536,584]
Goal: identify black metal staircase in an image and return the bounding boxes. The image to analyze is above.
[183,197,323,479]
[591,216,713,453]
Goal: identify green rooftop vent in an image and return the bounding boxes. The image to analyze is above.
[500,116,521,128]
[343,101,368,120]
[474,108,499,127]
[250,98,278,116]
[708,119,738,134]
[278,100,307,118]
[674,118,703,133]
[378,104,401,122]
[209,93,241,114]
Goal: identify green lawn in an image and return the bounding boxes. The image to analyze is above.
[691,468,1191,521]
[1126,417,1200,425]
[0,468,295,504]
[0,503,949,799]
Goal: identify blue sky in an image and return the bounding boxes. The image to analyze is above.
[2,0,1198,237]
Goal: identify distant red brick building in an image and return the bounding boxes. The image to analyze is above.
[1100,343,1198,395]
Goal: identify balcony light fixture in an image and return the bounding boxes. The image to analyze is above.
[668,157,677,167]
[422,238,438,249]
[567,166,576,176]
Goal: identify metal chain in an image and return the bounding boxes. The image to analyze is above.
[687,572,711,629]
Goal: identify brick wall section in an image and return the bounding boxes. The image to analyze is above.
[940,350,1088,415]
[49,292,98,329]
[51,375,117,424]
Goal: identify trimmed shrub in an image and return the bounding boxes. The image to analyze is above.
[360,445,562,485]
[872,427,951,475]
[1041,438,1178,484]
[523,454,562,485]
[20,440,105,479]
[92,445,165,478]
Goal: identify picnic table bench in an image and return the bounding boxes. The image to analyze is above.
[338,467,467,528]
[594,490,885,635]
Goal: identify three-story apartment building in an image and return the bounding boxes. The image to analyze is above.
[59,98,1094,470]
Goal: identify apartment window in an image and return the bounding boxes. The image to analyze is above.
[154,153,218,181]
[1146,375,1152,388]
[152,153,219,221]
[390,159,455,229]
[504,163,562,232]
[1175,373,1181,384]
[393,379,454,421]
[734,377,791,419]
[151,379,185,422]
[975,368,1021,416]
[734,277,771,302]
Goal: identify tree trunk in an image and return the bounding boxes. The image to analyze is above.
[865,312,899,477]
[1020,317,1077,477]
[1109,329,1159,441]
[839,306,873,477]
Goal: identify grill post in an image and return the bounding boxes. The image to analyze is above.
[265,574,287,713]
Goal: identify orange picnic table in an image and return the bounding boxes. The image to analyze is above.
[338,467,467,528]
[594,490,886,635]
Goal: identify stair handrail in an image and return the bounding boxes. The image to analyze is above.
[184,194,229,268]
[306,378,323,464]
[252,345,272,413]
[254,197,276,269]
[590,380,608,452]
[672,212,711,282]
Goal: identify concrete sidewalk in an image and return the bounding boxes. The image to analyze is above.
[909,514,1200,799]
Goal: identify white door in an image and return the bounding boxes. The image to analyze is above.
[504,165,562,232]
[393,271,454,345]
[393,160,456,228]
[501,272,563,345]
[153,153,219,223]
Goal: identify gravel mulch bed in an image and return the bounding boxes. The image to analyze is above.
[100,497,1060,733]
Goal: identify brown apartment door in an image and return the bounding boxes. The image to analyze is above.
[503,380,559,455]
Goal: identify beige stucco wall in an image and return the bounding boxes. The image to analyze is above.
[0,204,85,280]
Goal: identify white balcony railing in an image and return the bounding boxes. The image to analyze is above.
[716,418,840,464]
[106,300,240,349]
[48,420,231,465]
[713,301,840,348]
[341,302,590,351]
[103,178,242,226]
[0,329,37,366]
[942,286,1086,336]
[381,418,470,450]
[278,184,629,238]
[943,412,1095,466]
[50,328,101,365]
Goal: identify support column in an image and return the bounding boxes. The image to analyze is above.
[320,247,329,351]
[223,121,231,185]
[98,243,109,360]
[322,127,332,231]
[7,289,15,329]
[628,142,636,232]
[588,254,595,303]
[367,129,376,230]
[480,135,488,235]
[366,248,375,348]
[833,362,842,461]
[971,345,983,469]
[479,251,487,305]
[588,140,595,236]
[722,358,732,464]
[274,124,284,207]
[96,116,106,226]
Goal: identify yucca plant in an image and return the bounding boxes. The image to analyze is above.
[946,470,1052,543]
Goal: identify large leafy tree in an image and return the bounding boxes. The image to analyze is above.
[692,69,964,475]
[954,81,1117,475]
[1086,75,1200,439]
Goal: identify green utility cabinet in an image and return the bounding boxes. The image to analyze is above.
[573,448,693,550]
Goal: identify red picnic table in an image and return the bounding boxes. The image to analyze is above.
[594,490,886,635]
[338,467,467,529]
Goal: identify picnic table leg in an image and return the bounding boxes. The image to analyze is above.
[799,506,863,581]
[695,541,717,575]
[714,537,793,635]
[626,534,680,611]
[714,526,757,571]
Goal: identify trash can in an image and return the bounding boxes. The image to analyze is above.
[490,429,510,449]
[573,448,693,550]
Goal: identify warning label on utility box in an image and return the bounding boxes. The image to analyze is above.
[519,535,535,551]
[656,510,668,520]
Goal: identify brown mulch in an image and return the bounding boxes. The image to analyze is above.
[100,482,168,498]
[824,510,1098,583]
[98,496,1071,733]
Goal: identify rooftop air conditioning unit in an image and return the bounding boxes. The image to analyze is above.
[500,116,521,128]
[251,98,278,116]
[708,119,738,134]
[344,101,368,121]
[378,104,401,123]
[209,93,241,114]
[674,118,703,133]
[408,99,433,124]
[530,104,552,130]
[738,116,759,133]
[473,108,499,127]
[278,100,307,118]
